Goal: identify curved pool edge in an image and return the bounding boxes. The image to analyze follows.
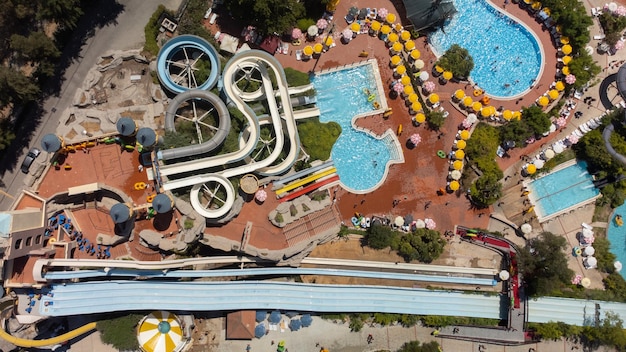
[339,118,405,195]
[429,0,545,100]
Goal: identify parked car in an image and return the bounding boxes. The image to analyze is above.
[20,148,41,173]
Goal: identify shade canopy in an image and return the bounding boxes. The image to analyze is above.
[414,113,426,123]
[450,170,462,180]
[456,139,466,149]
[411,50,421,60]
[137,311,184,352]
[584,246,595,256]
[116,117,137,136]
[561,44,572,54]
[394,216,404,226]
[137,127,158,147]
[269,311,282,324]
[555,81,565,91]
[453,160,463,170]
[526,164,537,174]
[152,193,173,213]
[289,319,302,331]
[255,324,266,338]
[429,93,440,104]
[300,314,313,327]
[110,203,131,224]
[256,311,267,322]
[41,134,62,152]
[455,150,465,160]
[459,130,470,140]
[449,180,460,190]
[454,89,465,99]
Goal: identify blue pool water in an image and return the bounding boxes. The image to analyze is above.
[528,161,599,219]
[311,64,391,191]
[429,0,542,98]
[608,202,626,280]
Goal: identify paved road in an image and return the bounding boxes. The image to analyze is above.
[0,0,183,211]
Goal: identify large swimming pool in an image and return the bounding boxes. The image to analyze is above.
[311,63,393,192]
[608,202,626,280]
[429,0,542,98]
[527,160,599,221]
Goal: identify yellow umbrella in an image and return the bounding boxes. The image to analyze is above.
[562,66,570,75]
[394,23,403,32]
[443,71,453,80]
[462,96,473,107]
[453,160,463,170]
[411,101,422,112]
[556,25,562,33]
[542,7,551,16]
[324,37,334,46]
[313,43,323,54]
[391,55,402,67]
[326,0,340,11]
[400,30,411,41]
[526,164,537,174]
[351,22,361,33]
[548,89,559,100]
[561,44,572,55]
[481,106,493,117]
[503,110,513,121]
[371,21,381,32]
[455,150,465,160]
[560,36,570,45]
[396,65,407,75]
[456,139,467,149]
[401,75,411,86]
[392,42,403,52]
[303,45,313,56]
[408,93,418,103]
[449,180,460,191]
[381,25,391,35]
[414,113,426,123]
[459,130,470,140]
[403,85,414,95]
[555,81,565,91]
[513,111,522,120]
[388,32,399,43]
[531,1,541,10]
[472,101,483,112]
[435,65,444,73]
[454,89,465,100]
[404,40,416,52]
[538,96,549,107]
[429,94,440,104]
[562,55,572,65]
[410,49,421,60]
[386,13,396,23]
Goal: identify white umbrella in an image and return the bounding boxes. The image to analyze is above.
[533,159,545,169]
[450,170,462,180]
[585,256,597,268]
[415,219,425,228]
[549,124,556,133]
[419,71,429,81]
[553,143,564,153]
[543,149,555,160]
[609,2,618,12]
[499,270,510,281]
[581,277,591,288]
[584,246,595,256]
[521,223,532,234]
[466,113,478,124]
[394,216,404,227]
[414,59,425,69]
[582,228,593,238]
[307,25,319,37]
[615,261,623,272]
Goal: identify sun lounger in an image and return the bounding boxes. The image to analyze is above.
[209,13,218,25]
[579,124,590,133]
[295,50,302,61]
[593,34,606,40]
[573,129,584,137]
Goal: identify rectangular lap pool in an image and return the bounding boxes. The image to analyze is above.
[526,160,600,222]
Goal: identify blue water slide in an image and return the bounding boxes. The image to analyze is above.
[156,35,220,94]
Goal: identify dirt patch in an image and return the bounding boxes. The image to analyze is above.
[80,117,102,133]
[119,110,146,120]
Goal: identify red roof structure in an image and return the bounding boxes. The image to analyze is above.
[226,310,256,340]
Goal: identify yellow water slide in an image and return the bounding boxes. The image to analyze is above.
[275,168,337,196]
[0,322,96,348]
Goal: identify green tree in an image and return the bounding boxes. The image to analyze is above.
[469,172,502,207]
[97,314,143,351]
[521,105,551,137]
[574,129,620,174]
[10,32,60,62]
[284,67,310,87]
[598,12,626,46]
[426,110,446,130]
[0,66,40,105]
[436,44,474,79]
[366,223,397,249]
[567,51,601,90]
[518,232,573,296]
[397,228,445,263]
[499,119,532,147]
[36,0,83,29]
[544,0,592,52]
[297,117,341,161]
[397,341,441,352]
[228,0,305,34]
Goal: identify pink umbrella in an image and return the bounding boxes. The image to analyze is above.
[378,8,389,19]
[317,18,328,30]
[615,40,625,50]
[571,274,582,285]
[410,133,422,145]
[565,74,576,84]
[462,118,473,129]
[556,117,567,128]
[342,28,353,41]
[255,189,267,202]
[567,134,579,144]
[291,28,302,40]
[393,81,404,93]
[424,218,436,229]
[423,81,436,93]
[618,5,626,16]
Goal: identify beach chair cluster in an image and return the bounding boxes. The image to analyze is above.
[77,235,111,259]
[24,289,53,314]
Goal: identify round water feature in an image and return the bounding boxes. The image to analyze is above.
[429,0,542,98]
